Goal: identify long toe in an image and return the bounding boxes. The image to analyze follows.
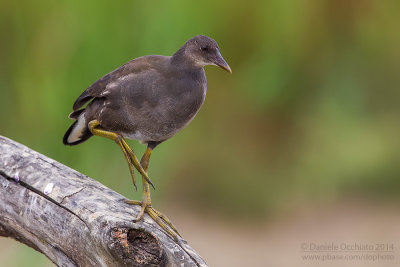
[123,199,147,221]
[124,199,141,205]
[147,207,181,240]
[151,208,181,237]
[124,199,181,240]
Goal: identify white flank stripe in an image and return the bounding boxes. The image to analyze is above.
[67,113,86,143]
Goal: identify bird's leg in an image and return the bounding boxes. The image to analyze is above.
[88,120,153,190]
[120,138,154,189]
[125,146,182,240]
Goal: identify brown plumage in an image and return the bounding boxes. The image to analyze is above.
[62,35,231,240]
[63,35,231,147]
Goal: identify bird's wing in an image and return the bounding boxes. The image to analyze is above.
[71,56,165,111]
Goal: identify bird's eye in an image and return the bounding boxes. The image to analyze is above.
[200,46,209,51]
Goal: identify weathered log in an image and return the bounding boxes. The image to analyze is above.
[0,136,208,267]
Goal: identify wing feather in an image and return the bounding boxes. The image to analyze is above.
[71,55,169,111]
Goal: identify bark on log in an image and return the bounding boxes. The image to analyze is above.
[0,136,208,267]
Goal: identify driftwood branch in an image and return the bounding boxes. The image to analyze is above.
[0,136,207,267]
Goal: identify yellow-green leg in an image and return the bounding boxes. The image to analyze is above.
[88,120,179,240]
[125,146,182,240]
[88,120,153,189]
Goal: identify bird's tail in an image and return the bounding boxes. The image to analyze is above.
[63,109,93,146]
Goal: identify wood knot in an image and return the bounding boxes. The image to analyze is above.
[110,227,163,266]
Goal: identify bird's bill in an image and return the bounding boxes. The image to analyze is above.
[214,50,232,74]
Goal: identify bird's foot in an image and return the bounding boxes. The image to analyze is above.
[124,199,181,241]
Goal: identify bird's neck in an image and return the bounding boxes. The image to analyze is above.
[171,45,186,62]
[171,46,202,73]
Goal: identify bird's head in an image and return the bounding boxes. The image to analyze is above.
[179,35,232,73]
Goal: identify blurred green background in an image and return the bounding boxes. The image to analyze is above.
[1,0,399,266]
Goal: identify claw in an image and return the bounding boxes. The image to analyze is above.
[125,199,181,240]
[146,177,155,190]
[133,205,146,222]
[129,172,138,191]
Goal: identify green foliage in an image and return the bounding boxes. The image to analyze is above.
[1,0,399,220]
